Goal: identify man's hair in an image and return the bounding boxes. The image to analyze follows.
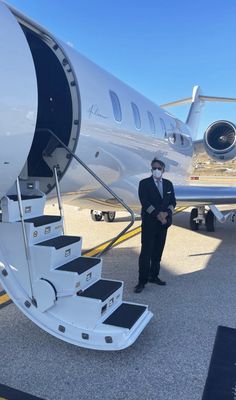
[151,158,165,170]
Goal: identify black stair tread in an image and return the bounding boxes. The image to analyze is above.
[78,279,122,301]
[25,215,61,227]
[8,195,43,201]
[56,256,101,274]
[103,303,147,329]
[36,235,81,249]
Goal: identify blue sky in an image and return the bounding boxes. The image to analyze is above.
[7,0,236,136]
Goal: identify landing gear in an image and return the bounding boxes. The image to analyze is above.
[90,210,102,221]
[103,211,116,222]
[190,208,199,231]
[189,206,215,231]
[90,210,116,222]
[205,210,215,232]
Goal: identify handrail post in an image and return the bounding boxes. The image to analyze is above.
[53,166,65,234]
[16,178,36,305]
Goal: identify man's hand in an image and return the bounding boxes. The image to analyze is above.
[157,211,168,225]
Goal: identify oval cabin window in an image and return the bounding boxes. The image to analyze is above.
[147,111,156,134]
[131,102,141,129]
[109,90,122,122]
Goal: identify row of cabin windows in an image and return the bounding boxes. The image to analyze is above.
[109,91,189,147]
[109,90,166,135]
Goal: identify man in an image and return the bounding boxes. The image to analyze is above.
[134,158,176,293]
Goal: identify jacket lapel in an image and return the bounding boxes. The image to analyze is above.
[162,179,166,197]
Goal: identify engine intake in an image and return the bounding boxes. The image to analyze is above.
[204,120,236,160]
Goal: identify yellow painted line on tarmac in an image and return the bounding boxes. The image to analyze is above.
[0,207,187,308]
[0,293,10,305]
[84,225,142,257]
[173,206,187,214]
[0,290,12,309]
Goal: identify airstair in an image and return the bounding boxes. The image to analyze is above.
[0,133,152,350]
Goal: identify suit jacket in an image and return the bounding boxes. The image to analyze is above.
[138,176,176,228]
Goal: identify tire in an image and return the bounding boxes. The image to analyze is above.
[190,208,199,231]
[206,210,215,232]
[90,210,103,221]
[103,211,116,222]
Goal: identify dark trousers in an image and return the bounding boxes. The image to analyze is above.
[138,221,167,284]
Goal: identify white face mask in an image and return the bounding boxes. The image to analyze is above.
[152,169,162,179]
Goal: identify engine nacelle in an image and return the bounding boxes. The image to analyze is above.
[204,120,236,160]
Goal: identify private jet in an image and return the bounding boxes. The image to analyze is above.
[0,1,236,349]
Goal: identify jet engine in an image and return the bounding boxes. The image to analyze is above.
[204,120,236,160]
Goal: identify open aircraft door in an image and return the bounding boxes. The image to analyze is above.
[0,2,37,198]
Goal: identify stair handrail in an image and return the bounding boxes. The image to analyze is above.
[53,166,65,234]
[16,178,36,305]
[37,128,135,256]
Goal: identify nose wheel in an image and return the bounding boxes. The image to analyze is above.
[90,210,103,221]
[90,210,116,222]
[103,211,116,222]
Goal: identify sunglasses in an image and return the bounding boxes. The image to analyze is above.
[152,167,163,171]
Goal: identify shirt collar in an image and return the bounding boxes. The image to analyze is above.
[153,176,163,183]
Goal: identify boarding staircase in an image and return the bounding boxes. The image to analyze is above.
[0,135,152,350]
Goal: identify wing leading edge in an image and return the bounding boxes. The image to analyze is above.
[175,185,236,206]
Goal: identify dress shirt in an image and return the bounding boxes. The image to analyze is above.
[153,177,163,197]
[153,176,174,213]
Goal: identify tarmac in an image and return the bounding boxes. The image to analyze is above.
[0,204,236,400]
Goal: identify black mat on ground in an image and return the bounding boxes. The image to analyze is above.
[0,384,44,400]
[202,325,236,400]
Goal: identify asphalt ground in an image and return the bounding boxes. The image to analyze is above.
[0,205,236,400]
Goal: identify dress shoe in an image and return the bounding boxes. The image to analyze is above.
[148,277,166,286]
[134,283,145,293]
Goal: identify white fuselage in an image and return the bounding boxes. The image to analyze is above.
[52,44,193,209]
[0,2,193,211]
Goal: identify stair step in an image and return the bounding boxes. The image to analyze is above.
[25,215,61,227]
[1,193,46,222]
[48,256,102,294]
[32,235,82,271]
[78,279,122,301]
[56,256,101,275]
[36,235,80,249]
[103,303,147,329]
[8,195,43,201]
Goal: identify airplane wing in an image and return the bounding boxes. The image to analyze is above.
[175,185,236,206]
[66,177,236,210]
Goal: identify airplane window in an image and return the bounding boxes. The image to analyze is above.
[109,90,122,122]
[147,111,156,134]
[169,133,176,144]
[160,118,167,138]
[131,102,141,129]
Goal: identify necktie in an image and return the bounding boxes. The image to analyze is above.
[156,180,163,197]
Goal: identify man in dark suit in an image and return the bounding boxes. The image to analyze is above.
[134,158,176,293]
